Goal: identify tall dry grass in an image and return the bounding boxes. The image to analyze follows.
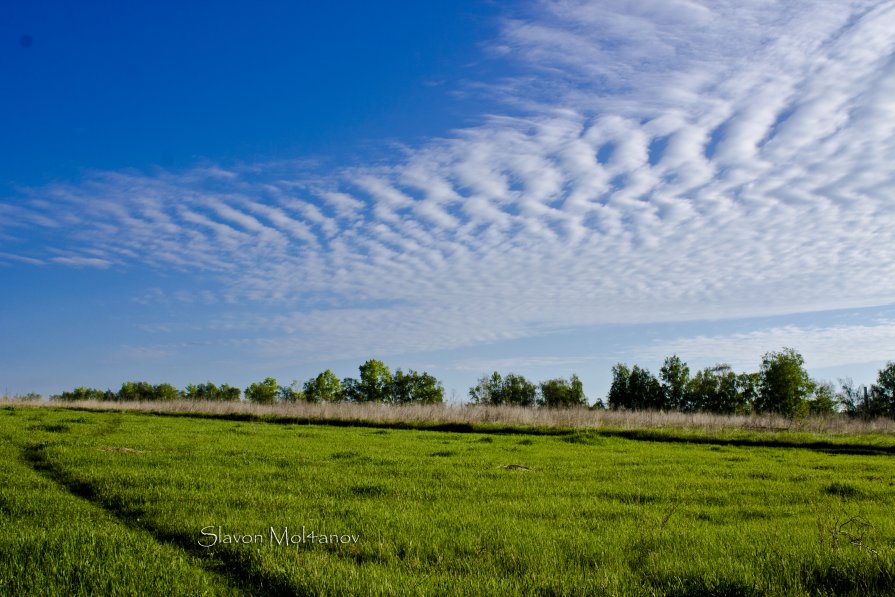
[5,398,895,435]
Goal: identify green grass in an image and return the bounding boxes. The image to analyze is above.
[0,410,236,595]
[3,406,895,595]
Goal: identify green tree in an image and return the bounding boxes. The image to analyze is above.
[468,372,535,406]
[185,382,242,402]
[303,370,343,403]
[736,372,760,414]
[685,365,747,414]
[659,355,690,410]
[340,377,362,402]
[219,384,241,401]
[152,383,181,401]
[357,359,393,403]
[630,366,664,410]
[500,373,536,406]
[469,372,503,405]
[118,381,156,402]
[245,377,279,405]
[52,387,110,401]
[836,378,865,418]
[185,383,206,401]
[537,374,587,408]
[607,364,633,409]
[390,369,444,404]
[871,362,895,419]
[185,382,215,401]
[607,364,663,410]
[808,381,838,416]
[277,381,303,403]
[755,348,814,418]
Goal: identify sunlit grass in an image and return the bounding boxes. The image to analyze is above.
[0,410,235,595]
[3,406,894,595]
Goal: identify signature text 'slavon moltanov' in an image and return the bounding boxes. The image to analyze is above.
[199,526,360,548]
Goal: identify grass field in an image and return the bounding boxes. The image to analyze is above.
[3,405,895,595]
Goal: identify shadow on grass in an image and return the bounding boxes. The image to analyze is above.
[653,576,762,597]
[595,428,895,456]
[799,559,895,596]
[650,564,895,597]
[21,442,306,597]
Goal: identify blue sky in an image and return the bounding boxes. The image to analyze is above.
[2,0,894,401]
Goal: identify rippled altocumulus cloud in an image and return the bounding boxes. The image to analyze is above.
[2,0,894,362]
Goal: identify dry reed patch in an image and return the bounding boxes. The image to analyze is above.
[5,398,895,436]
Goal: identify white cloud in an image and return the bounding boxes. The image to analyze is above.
[449,355,595,373]
[49,255,112,268]
[637,321,895,371]
[2,0,894,366]
[0,252,45,266]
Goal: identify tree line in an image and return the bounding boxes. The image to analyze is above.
[607,349,895,419]
[51,359,444,405]
[467,372,587,408]
[45,349,895,419]
[243,359,444,405]
[49,367,587,409]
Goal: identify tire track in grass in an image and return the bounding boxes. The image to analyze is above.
[21,441,304,597]
[0,433,232,595]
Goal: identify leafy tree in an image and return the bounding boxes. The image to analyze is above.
[632,366,665,410]
[185,383,208,401]
[277,381,303,403]
[219,384,241,401]
[736,372,760,414]
[357,359,393,403]
[118,381,156,402]
[185,382,241,402]
[608,364,664,410]
[303,370,343,403]
[607,364,633,409]
[808,381,838,416]
[53,387,111,401]
[755,348,814,418]
[390,369,444,404]
[660,355,690,410]
[340,377,362,402]
[389,369,413,405]
[836,378,866,418]
[245,377,279,405]
[685,365,749,414]
[538,374,587,408]
[413,371,445,405]
[500,374,537,406]
[686,366,722,412]
[468,372,535,406]
[469,372,503,405]
[153,383,181,401]
[871,361,895,419]
[187,383,203,400]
